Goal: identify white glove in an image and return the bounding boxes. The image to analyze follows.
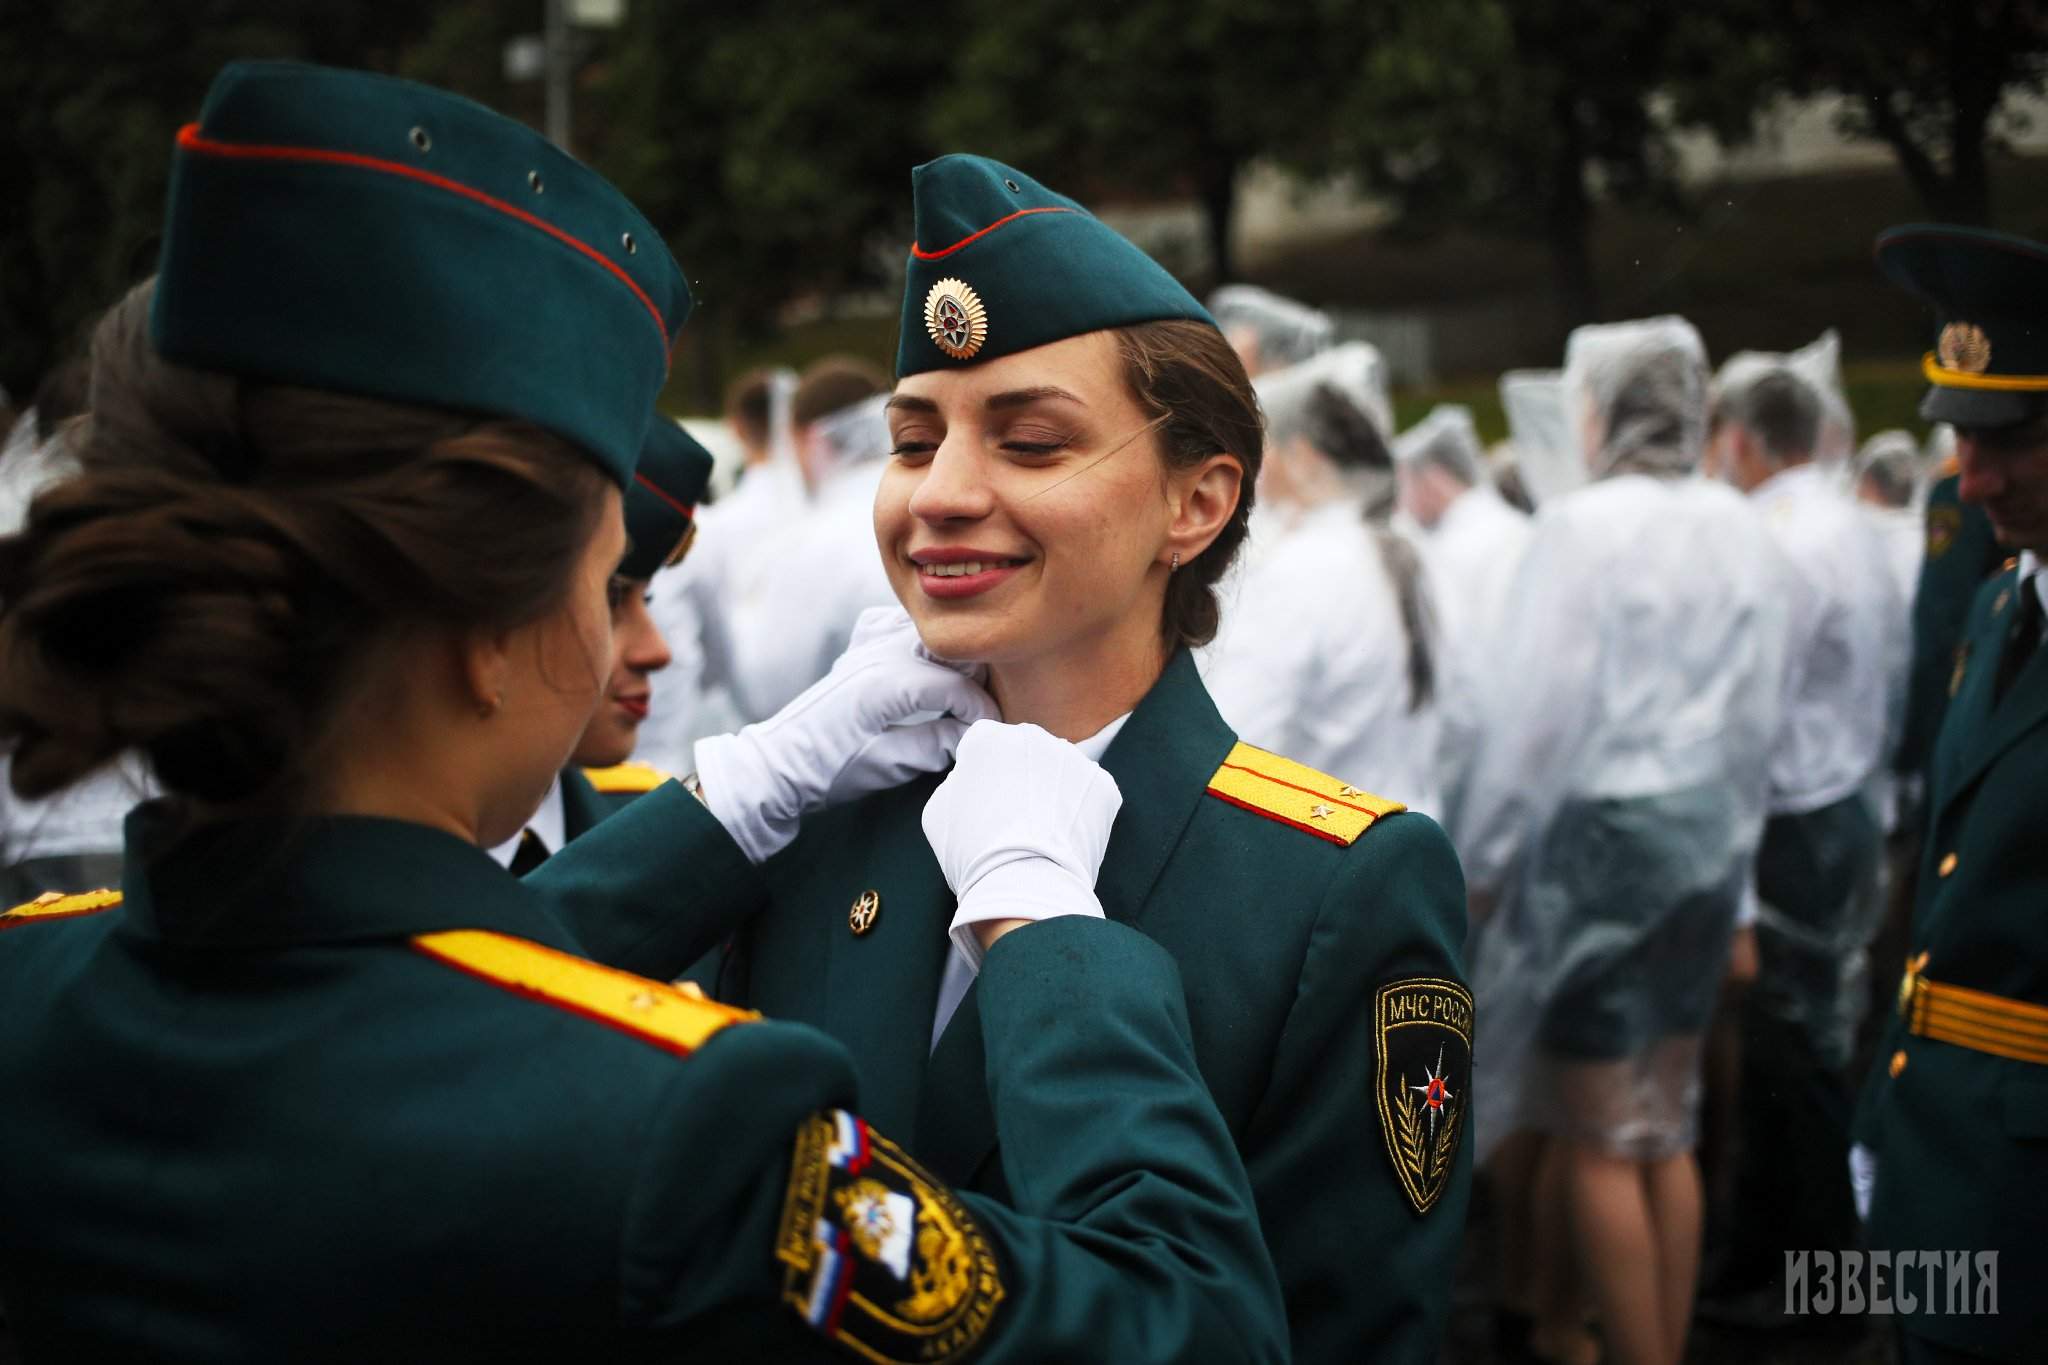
[1849,1143,1877,1223]
[922,720,1122,968]
[695,607,998,863]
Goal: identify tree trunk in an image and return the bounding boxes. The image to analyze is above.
[1197,161,1237,285]
[1941,11,2000,227]
[1544,96,1599,335]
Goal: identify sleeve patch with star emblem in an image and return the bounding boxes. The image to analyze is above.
[779,1109,1005,1364]
[1373,977,1473,1216]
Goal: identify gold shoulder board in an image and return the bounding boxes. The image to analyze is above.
[1206,742,1404,847]
[581,761,673,795]
[0,887,123,929]
[412,930,756,1057]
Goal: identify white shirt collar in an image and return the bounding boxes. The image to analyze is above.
[1074,712,1131,762]
[487,774,567,867]
[2022,550,2046,616]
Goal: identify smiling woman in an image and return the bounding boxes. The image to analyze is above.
[644,154,1475,1365]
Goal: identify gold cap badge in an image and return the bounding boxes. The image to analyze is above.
[1938,321,1993,374]
[924,278,988,360]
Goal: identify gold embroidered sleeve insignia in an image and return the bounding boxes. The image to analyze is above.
[1205,741,1404,846]
[581,761,674,795]
[411,930,755,1057]
[1927,503,1962,560]
[779,1109,1005,1363]
[1373,977,1473,1215]
[0,887,123,930]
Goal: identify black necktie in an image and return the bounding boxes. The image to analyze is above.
[1995,574,2043,707]
[508,827,549,877]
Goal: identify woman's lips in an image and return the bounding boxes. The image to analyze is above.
[914,556,1029,600]
[614,696,650,721]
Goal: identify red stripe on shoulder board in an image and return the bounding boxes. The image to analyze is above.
[910,206,1077,260]
[1206,788,1352,846]
[174,124,673,367]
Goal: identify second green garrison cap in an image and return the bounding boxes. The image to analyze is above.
[620,419,714,581]
[896,155,1214,378]
[1877,223,2048,429]
[150,60,691,485]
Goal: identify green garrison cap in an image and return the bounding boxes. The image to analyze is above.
[620,419,713,581]
[150,61,691,485]
[1877,223,2048,429]
[896,154,1214,378]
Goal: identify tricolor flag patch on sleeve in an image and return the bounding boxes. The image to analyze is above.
[779,1109,1005,1363]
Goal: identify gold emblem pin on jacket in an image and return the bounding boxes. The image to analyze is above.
[849,890,881,936]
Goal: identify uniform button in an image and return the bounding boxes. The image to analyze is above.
[849,889,881,936]
[1890,1050,1908,1078]
[1938,852,1959,878]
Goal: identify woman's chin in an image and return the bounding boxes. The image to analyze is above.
[904,611,1018,670]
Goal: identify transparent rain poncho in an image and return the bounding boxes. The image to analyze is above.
[1457,335,1793,1161]
[1208,284,1336,373]
[1854,429,1925,510]
[720,393,896,719]
[1715,329,1855,470]
[1254,340,1394,462]
[1394,403,1487,488]
[1497,369,1573,506]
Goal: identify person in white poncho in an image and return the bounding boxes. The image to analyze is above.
[1394,404,1533,836]
[1199,343,1445,815]
[1460,321,1794,1365]
[1206,284,1335,379]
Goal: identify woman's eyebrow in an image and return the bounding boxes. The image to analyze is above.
[985,386,1084,411]
[884,394,940,415]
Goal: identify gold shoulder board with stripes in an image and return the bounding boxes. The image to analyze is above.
[1206,742,1404,847]
[413,930,757,1057]
[582,761,673,795]
[0,887,124,929]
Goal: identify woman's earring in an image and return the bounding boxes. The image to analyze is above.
[1170,551,1181,573]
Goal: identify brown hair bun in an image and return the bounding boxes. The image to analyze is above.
[0,280,611,816]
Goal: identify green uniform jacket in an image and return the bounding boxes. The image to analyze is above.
[561,651,1474,1365]
[1856,564,2048,1363]
[1898,472,2007,778]
[0,804,1287,1364]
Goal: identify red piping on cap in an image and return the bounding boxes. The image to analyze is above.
[910,206,1076,261]
[175,123,673,368]
[633,470,695,519]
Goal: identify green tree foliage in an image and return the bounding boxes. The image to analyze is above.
[930,0,1346,283]
[1724,0,2048,226]
[1302,0,1742,331]
[0,0,443,399]
[592,1,964,403]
